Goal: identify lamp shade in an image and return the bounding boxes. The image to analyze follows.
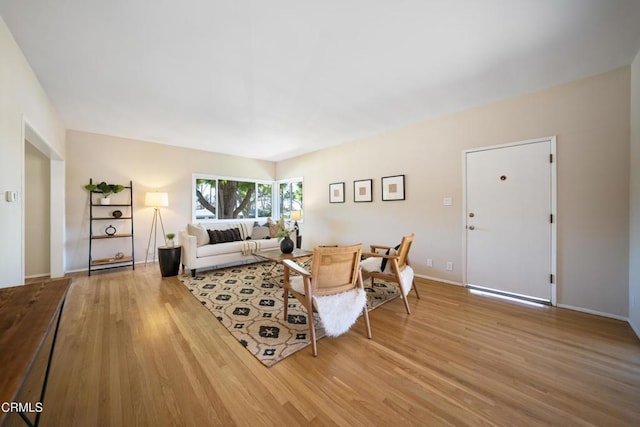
[145,192,169,207]
[290,210,302,221]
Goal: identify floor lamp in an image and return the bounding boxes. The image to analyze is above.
[145,192,169,264]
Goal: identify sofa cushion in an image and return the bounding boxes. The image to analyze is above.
[187,223,210,247]
[197,241,245,257]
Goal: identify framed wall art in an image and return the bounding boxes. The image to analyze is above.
[381,174,405,201]
[329,182,345,203]
[353,179,372,202]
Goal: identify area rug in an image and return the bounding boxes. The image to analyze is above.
[179,261,400,367]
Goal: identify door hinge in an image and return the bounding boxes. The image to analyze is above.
[550,274,554,284]
[550,154,553,163]
[550,214,554,223]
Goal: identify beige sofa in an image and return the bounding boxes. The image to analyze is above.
[179,221,285,277]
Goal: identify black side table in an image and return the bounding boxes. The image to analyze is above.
[158,246,181,277]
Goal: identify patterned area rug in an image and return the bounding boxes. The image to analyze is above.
[179,261,400,367]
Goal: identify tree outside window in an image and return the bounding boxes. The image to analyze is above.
[257,183,272,218]
[218,180,255,219]
[195,178,216,220]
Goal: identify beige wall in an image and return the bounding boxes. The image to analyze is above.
[64,131,276,271]
[630,50,640,335]
[277,67,631,318]
[62,67,631,318]
[0,17,66,287]
[25,142,51,277]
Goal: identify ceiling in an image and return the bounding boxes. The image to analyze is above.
[2,1,640,161]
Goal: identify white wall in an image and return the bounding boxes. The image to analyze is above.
[25,142,50,277]
[0,17,66,287]
[64,131,276,272]
[630,50,640,336]
[277,67,631,318]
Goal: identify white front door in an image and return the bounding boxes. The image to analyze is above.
[464,138,556,302]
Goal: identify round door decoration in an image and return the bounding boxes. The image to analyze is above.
[105,225,117,236]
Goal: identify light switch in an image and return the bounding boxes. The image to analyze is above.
[443,197,453,206]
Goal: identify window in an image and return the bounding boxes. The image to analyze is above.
[256,183,273,218]
[193,175,273,222]
[278,178,303,220]
[195,177,216,220]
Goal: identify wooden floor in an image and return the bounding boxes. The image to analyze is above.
[40,265,640,426]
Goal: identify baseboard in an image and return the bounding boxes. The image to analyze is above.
[25,273,51,280]
[629,318,640,339]
[65,259,153,275]
[412,276,631,324]
[557,303,628,322]
[414,273,463,287]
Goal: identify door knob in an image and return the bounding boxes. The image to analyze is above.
[468,225,475,230]
[468,212,475,218]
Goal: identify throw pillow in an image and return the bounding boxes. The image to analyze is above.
[380,244,400,273]
[207,228,243,244]
[267,218,280,238]
[251,225,270,240]
[229,228,242,241]
[206,229,219,244]
[236,223,249,240]
[187,223,210,247]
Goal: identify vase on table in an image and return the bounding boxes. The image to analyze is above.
[280,235,294,254]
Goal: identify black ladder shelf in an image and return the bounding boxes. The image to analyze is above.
[87,179,135,275]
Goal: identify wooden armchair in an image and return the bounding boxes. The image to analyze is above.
[283,244,372,356]
[360,233,420,314]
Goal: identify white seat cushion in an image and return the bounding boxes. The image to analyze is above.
[289,275,306,294]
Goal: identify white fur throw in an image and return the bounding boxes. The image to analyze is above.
[313,289,366,337]
[360,257,414,297]
[399,266,414,296]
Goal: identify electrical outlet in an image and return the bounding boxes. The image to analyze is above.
[426,258,433,267]
[446,262,453,271]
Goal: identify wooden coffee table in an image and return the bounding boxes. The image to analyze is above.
[253,248,313,263]
[253,248,313,286]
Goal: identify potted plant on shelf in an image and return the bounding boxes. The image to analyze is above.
[84,181,125,205]
[166,233,176,248]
